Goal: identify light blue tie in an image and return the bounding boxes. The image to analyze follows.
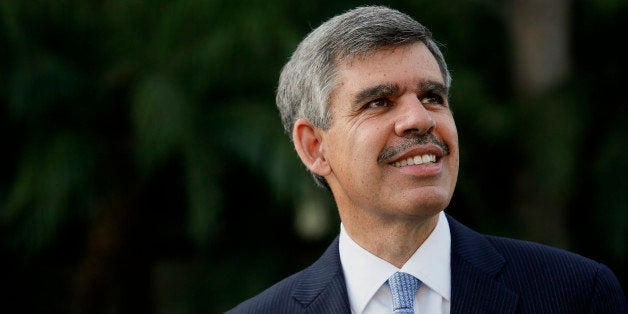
[388,272,421,314]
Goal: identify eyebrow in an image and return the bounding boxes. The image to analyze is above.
[352,80,449,108]
[353,83,399,108]
[418,80,449,98]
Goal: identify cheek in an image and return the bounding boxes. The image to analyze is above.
[352,125,389,159]
[438,116,458,145]
[442,119,460,173]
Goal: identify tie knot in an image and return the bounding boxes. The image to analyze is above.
[388,272,421,313]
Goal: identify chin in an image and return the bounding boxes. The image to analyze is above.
[398,191,452,216]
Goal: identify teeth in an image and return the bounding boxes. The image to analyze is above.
[392,154,436,167]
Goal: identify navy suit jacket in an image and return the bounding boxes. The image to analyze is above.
[228,215,627,313]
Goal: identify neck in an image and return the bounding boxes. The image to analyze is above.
[340,210,440,268]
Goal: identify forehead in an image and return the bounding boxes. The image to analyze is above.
[332,42,443,100]
[341,42,440,84]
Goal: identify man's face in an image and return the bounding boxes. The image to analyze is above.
[321,42,459,221]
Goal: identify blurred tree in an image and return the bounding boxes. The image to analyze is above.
[0,0,625,313]
[0,0,323,312]
[506,0,575,248]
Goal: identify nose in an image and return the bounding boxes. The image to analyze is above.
[393,96,435,136]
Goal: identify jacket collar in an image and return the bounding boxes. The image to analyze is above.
[447,214,519,313]
[292,237,351,312]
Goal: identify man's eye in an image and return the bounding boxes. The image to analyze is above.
[366,98,390,108]
[420,93,445,105]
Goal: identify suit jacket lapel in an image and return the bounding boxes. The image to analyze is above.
[447,215,519,313]
[292,237,351,313]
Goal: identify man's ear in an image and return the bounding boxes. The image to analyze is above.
[292,118,331,177]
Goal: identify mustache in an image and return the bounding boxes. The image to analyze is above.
[377,133,450,162]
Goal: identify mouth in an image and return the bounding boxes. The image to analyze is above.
[378,133,450,168]
[391,154,436,167]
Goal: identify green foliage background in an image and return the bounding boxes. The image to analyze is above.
[1,0,625,313]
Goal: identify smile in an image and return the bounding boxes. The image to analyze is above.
[392,154,436,167]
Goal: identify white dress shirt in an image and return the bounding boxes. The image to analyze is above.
[339,211,451,314]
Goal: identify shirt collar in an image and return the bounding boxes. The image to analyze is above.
[339,211,451,313]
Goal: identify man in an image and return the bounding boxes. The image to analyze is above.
[228,5,626,313]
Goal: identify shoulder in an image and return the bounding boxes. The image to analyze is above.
[447,215,626,312]
[486,235,627,312]
[447,214,612,279]
[487,234,598,271]
[226,237,349,313]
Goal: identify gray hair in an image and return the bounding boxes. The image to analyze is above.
[276,5,451,189]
